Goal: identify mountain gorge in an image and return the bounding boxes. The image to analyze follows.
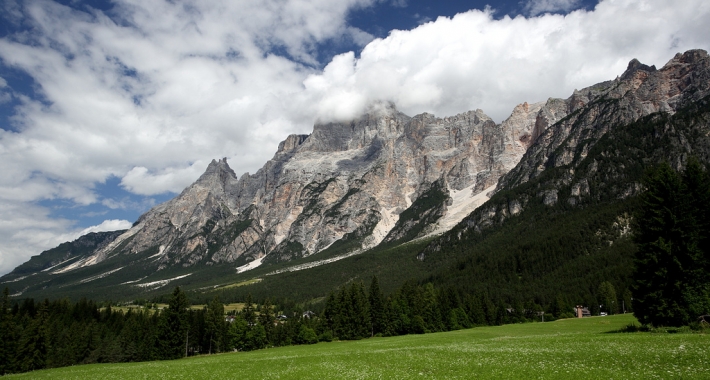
[3,49,710,304]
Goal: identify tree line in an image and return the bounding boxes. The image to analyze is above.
[0,286,322,375]
[1,271,629,376]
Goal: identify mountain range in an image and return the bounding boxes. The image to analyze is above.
[3,49,709,304]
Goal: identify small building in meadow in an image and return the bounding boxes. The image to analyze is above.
[575,305,591,318]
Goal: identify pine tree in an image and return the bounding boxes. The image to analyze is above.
[17,301,48,372]
[633,160,710,326]
[368,276,386,336]
[334,287,348,339]
[323,292,338,337]
[205,296,224,354]
[351,282,370,339]
[0,288,17,375]
[157,287,190,359]
[242,294,256,327]
[679,158,710,320]
[258,299,275,347]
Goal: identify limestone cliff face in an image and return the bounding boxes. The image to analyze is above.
[428,49,710,253]
[83,98,561,270]
[498,49,710,192]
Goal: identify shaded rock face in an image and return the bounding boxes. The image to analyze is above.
[419,50,710,259]
[59,49,710,272]
[87,98,561,270]
[499,49,710,192]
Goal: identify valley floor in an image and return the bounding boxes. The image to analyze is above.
[8,314,709,379]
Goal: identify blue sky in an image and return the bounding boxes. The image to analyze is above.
[0,0,708,275]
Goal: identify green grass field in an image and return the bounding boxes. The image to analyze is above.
[8,314,709,379]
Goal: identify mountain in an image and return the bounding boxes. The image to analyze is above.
[428,49,710,245]
[2,49,709,303]
[417,49,710,309]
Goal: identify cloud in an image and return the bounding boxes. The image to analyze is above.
[523,0,582,16]
[120,162,209,195]
[101,196,157,212]
[0,0,378,206]
[303,0,710,123]
[0,0,709,275]
[75,219,133,236]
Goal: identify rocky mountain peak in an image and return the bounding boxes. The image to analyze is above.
[197,158,236,186]
[277,134,309,154]
[301,102,409,153]
[620,58,656,81]
[674,49,709,64]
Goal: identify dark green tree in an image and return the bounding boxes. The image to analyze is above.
[368,276,386,336]
[17,301,49,372]
[322,292,339,337]
[598,282,618,315]
[242,294,256,326]
[296,324,318,344]
[227,313,248,351]
[350,282,371,339]
[633,160,710,326]
[679,158,710,319]
[245,324,267,350]
[0,288,17,374]
[157,287,190,359]
[258,299,275,346]
[205,296,225,354]
[622,289,633,313]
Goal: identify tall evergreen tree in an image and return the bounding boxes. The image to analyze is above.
[242,294,256,326]
[633,160,710,326]
[157,287,190,359]
[0,288,17,375]
[17,301,48,372]
[368,276,386,336]
[679,158,710,319]
[351,282,370,339]
[205,296,225,354]
[258,299,276,346]
[322,292,338,337]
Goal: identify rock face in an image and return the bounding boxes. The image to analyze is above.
[10,49,709,280]
[420,49,710,255]
[499,49,710,192]
[61,97,566,272]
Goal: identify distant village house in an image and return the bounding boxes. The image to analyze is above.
[575,305,591,318]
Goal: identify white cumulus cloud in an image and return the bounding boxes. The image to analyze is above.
[301,0,710,123]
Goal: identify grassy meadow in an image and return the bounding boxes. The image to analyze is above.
[8,314,709,379]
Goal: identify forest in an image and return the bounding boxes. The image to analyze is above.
[0,271,629,376]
